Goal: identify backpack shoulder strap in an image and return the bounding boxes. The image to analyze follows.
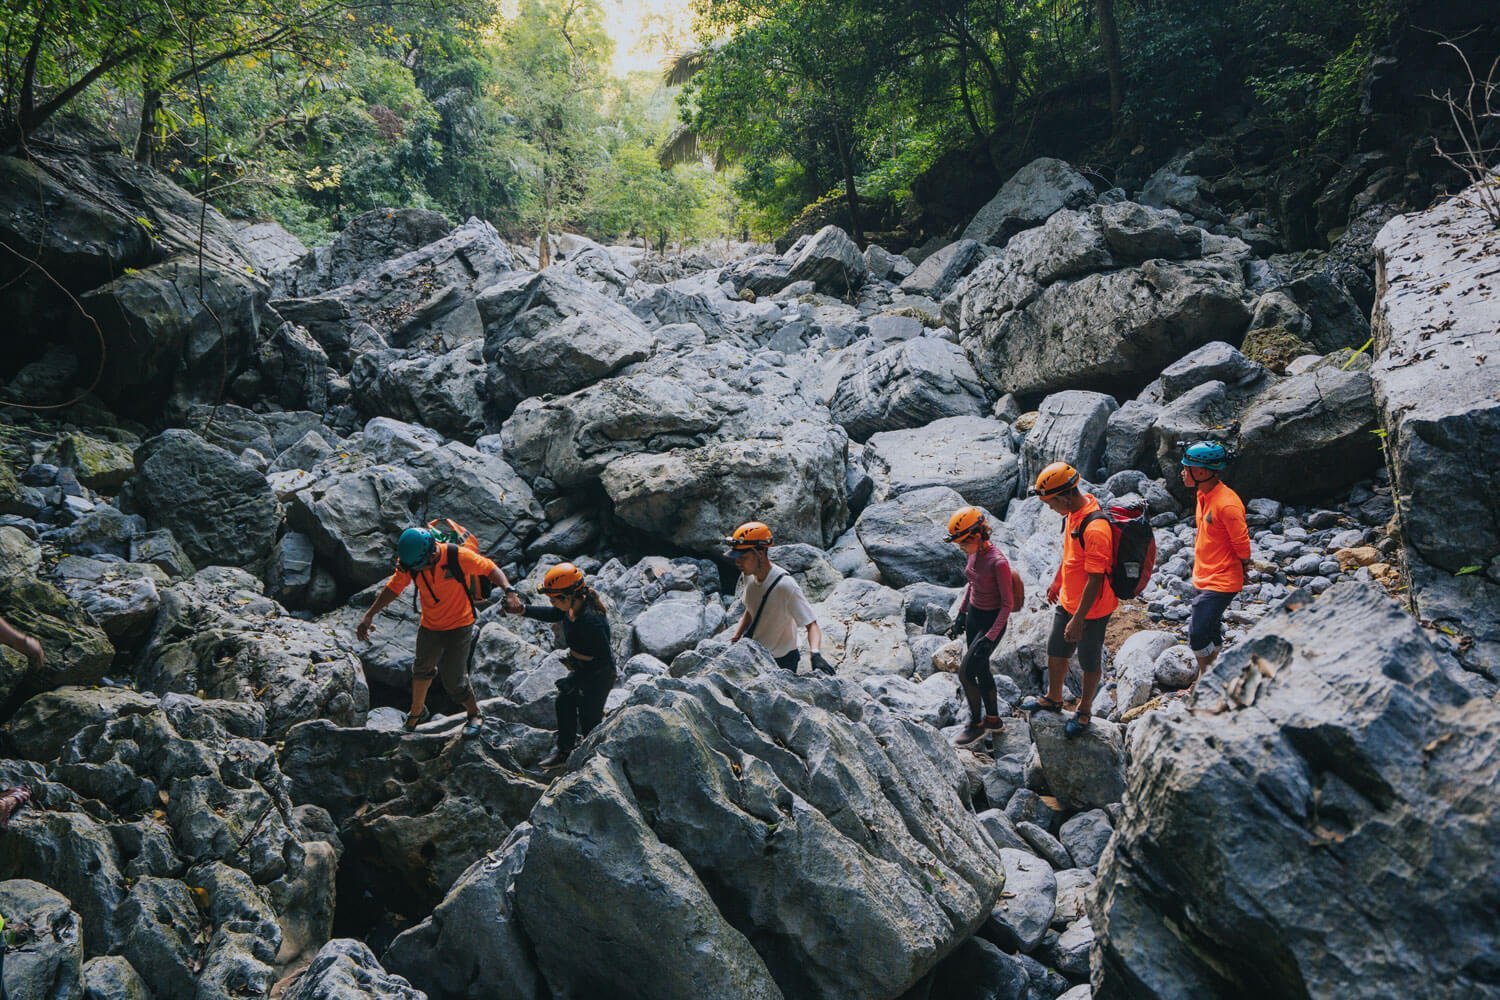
[1072,509,1109,544]
[444,543,478,613]
[746,570,787,642]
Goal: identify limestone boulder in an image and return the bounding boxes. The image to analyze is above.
[829,338,989,442]
[478,270,657,421]
[129,429,278,569]
[139,567,367,738]
[962,158,1096,246]
[1091,582,1500,999]
[510,642,1001,999]
[863,415,1020,515]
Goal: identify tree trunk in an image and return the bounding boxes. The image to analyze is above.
[830,121,863,246]
[135,86,161,164]
[1095,0,1125,137]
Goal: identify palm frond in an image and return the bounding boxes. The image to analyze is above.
[657,123,703,167]
[661,46,712,87]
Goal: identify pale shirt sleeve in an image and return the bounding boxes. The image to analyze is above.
[782,576,817,628]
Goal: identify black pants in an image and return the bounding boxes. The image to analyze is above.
[556,668,616,751]
[775,651,800,672]
[960,607,1003,720]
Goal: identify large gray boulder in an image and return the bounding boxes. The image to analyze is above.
[1158,341,1265,402]
[863,415,1019,514]
[1372,183,1500,670]
[786,225,867,295]
[510,642,1001,999]
[280,715,549,913]
[899,239,985,298]
[1150,367,1380,504]
[384,825,544,1000]
[276,217,514,357]
[257,320,331,413]
[856,486,975,589]
[812,578,915,679]
[1091,582,1500,999]
[962,158,1096,246]
[477,270,657,421]
[0,696,339,991]
[829,338,989,442]
[139,567,367,738]
[351,340,486,442]
[962,257,1251,398]
[283,208,453,296]
[1020,391,1118,488]
[79,260,265,418]
[0,879,84,999]
[129,429,279,569]
[503,344,848,557]
[283,939,424,1000]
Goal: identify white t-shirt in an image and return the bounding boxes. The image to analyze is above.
[741,567,817,658]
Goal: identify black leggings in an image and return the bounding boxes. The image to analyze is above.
[556,669,616,751]
[960,607,1003,719]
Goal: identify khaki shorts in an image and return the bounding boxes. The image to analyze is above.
[414,626,475,702]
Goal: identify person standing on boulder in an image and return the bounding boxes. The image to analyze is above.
[509,562,616,770]
[1181,441,1252,689]
[944,506,1019,747]
[356,527,523,737]
[725,522,835,675]
[0,615,43,669]
[1023,462,1117,737]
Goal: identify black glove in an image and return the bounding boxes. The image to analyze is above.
[946,609,967,639]
[969,635,997,661]
[809,652,835,676]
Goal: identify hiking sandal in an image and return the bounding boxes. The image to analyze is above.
[403,707,432,732]
[1020,694,1065,714]
[461,716,483,739]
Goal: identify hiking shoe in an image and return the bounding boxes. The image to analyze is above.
[403,706,432,731]
[982,715,1003,733]
[461,716,483,739]
[1064,713,1092,738]
[1020,695,1064,714]
[953,722,987,748]
[539,749,569,770]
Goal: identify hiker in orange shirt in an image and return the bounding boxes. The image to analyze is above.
[357,526,523,736]
[1181,441,1252,690]
[1021,462,1117,737]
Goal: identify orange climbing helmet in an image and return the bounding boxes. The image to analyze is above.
[540,562,586,596]
[945,506,989,542]
[1032,461,1080,498]
[724,521,773,553]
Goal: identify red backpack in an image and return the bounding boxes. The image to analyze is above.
[1069,501,1157,598]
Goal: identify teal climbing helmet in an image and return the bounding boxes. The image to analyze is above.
[1181,440,1230,471]
[397,527,436,570]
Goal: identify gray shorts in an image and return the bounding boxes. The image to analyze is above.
[414,625,475,702]
[1046,606,1109,674]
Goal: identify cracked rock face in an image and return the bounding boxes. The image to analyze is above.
[1090,581,1500,999]
[389,643,1002,1000]
[0,694,338,995]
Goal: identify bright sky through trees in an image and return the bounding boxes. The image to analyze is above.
[600,0,692,77]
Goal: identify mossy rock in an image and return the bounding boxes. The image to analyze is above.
[1240,324,1316,374]
[44,432,137,492]
[0,463,21,513]
[0,573,114,706]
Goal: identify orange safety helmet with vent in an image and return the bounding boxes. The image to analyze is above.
[944,506,989,542]
[724,521,773,553]
[1032,462,1080,498]
[540,562,586,595]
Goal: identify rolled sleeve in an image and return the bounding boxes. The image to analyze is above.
[1082,522,1113,576]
